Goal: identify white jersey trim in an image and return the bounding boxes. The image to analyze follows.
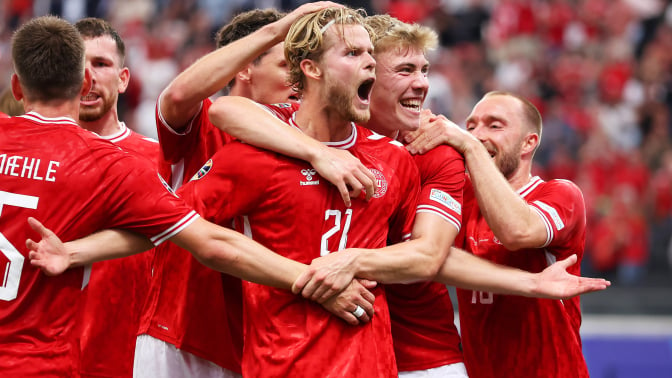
[150,211,200,245]
[518,176,552,247]
[416,206,461,232]
[156,92,203,136]
[20,111,78,126]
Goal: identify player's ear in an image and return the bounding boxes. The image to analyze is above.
[237,64,253,83]
[10,73,24,101]
[522,132,539,156]
[118,67,130,94]
[301,59,321,81]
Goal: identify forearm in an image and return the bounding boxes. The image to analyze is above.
[462,139,543,248]
[160,23,285,129]
[67,230,153,267]
[173,219,305,290]
[209,96,326,163]
[435,247,539,296]
[354,240,440,283]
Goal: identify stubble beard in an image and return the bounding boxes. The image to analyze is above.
[79,96,115,122]
[326,78,370,124]
[496,144,521,180]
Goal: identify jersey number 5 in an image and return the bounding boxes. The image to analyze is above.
[0,191,39,301]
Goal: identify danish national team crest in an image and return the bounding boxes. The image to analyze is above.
[191,159,213,181]
[370,168,387,198]
[300,168,320,186]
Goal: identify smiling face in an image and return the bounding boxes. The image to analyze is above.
[79,36,128,122]
[369,46,429,137]
[465,95,532,179]
[248,43,298,104]
[318,23,376,123]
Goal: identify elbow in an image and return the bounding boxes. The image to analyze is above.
[190,241,239,274]
[162,84,191,109]
[416,247,449,281]
[496,229,531,251]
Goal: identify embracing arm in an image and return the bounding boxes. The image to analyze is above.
[26,216,376,324]
[209,96,376,206]
[293,212,458,301]
[405,112,547,249]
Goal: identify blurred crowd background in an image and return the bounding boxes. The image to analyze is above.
[1,0,671,314]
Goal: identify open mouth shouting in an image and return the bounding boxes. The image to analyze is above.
[357,77,375,104]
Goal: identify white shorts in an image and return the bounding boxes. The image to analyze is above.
[133,334,241,378]
[399,362,468,378]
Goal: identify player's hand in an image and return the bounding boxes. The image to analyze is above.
[275,2,344,37]
[321,279,376,325]
[292,248,374,302]
[533,254,611,299]
[403,109,473,155]
[25,217,70,276]
[309,147,376,207]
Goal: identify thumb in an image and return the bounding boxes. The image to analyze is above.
[356,278,378,289]
[557,254,578,269]
[27,217,52,238]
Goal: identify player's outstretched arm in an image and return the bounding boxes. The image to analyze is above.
[26,217,152,275]
[26,216,376,324]
[435,246,610,299]
[209,95,376,206]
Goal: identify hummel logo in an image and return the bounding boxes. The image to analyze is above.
[300,168,320,186]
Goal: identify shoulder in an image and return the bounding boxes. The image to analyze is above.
[260,102,300,122]
[536,178,584,201]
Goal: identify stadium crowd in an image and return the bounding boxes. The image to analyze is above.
[1,0,669,286]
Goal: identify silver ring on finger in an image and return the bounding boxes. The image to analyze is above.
[352,305,365,318]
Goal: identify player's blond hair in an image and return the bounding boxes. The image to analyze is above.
[285,7,369,93]
[365,14,437,56]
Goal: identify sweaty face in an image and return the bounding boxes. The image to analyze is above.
[465,95,527,179]
[369,47,429,137]
[80,36,127,122]
[319,24,376,124]
[249,43,298,104]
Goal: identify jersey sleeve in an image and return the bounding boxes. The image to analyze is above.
[527,179,586,249]
[414,145,465,233]
[178,142,276,226]
[388,153,421,244]
[155,97,234,164]
[88,141,199,245]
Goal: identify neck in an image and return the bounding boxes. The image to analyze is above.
[508,161,534,191]
[23,99,79,121]
[294,92,354,142]
[79,110,122,136]
[365,116,398,139]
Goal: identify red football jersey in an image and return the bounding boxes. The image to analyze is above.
[137,228,242,372]
[80,122,163,378]
[0,112,198,377]
[182,103,420,377]
[155,98,235,189]
[456,176,589,378]
[387,144,466,371]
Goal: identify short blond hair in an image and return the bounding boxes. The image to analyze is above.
[365,14,437,55]
[285,7,369,92]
